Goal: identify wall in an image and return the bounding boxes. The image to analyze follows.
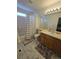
[39,1,61,15]
[35,14,41,29]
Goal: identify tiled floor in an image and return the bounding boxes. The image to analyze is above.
[17,40,45,59]
[17,40,60,59]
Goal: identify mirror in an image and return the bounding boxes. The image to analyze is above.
[40,12,61,33]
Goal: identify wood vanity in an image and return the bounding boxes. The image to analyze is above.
[37,30,61,56]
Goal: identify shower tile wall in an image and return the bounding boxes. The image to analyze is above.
[17,14,35,41]
[17,16,26,36]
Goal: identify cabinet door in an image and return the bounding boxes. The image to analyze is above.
[45,35,54,50]
[52,38,61,56]
[38,34,45,45]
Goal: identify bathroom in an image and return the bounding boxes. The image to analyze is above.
[17,0,61,59]
[1,0,79,59]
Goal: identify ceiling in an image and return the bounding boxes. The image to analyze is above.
[17,0,61,15]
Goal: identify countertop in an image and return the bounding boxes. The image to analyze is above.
[40,29,61,40]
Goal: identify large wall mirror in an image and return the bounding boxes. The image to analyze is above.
[40,12,61,33]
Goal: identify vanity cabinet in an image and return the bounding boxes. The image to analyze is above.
[37,33,61,56]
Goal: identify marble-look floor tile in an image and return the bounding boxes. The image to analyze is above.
[17,41,45,59]
[17,40,60,59]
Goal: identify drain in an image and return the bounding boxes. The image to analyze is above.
[19,49,21,52]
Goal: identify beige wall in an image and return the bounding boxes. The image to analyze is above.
[35,14,41,29]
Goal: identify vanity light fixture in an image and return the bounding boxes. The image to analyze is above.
[45,7,61,15]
